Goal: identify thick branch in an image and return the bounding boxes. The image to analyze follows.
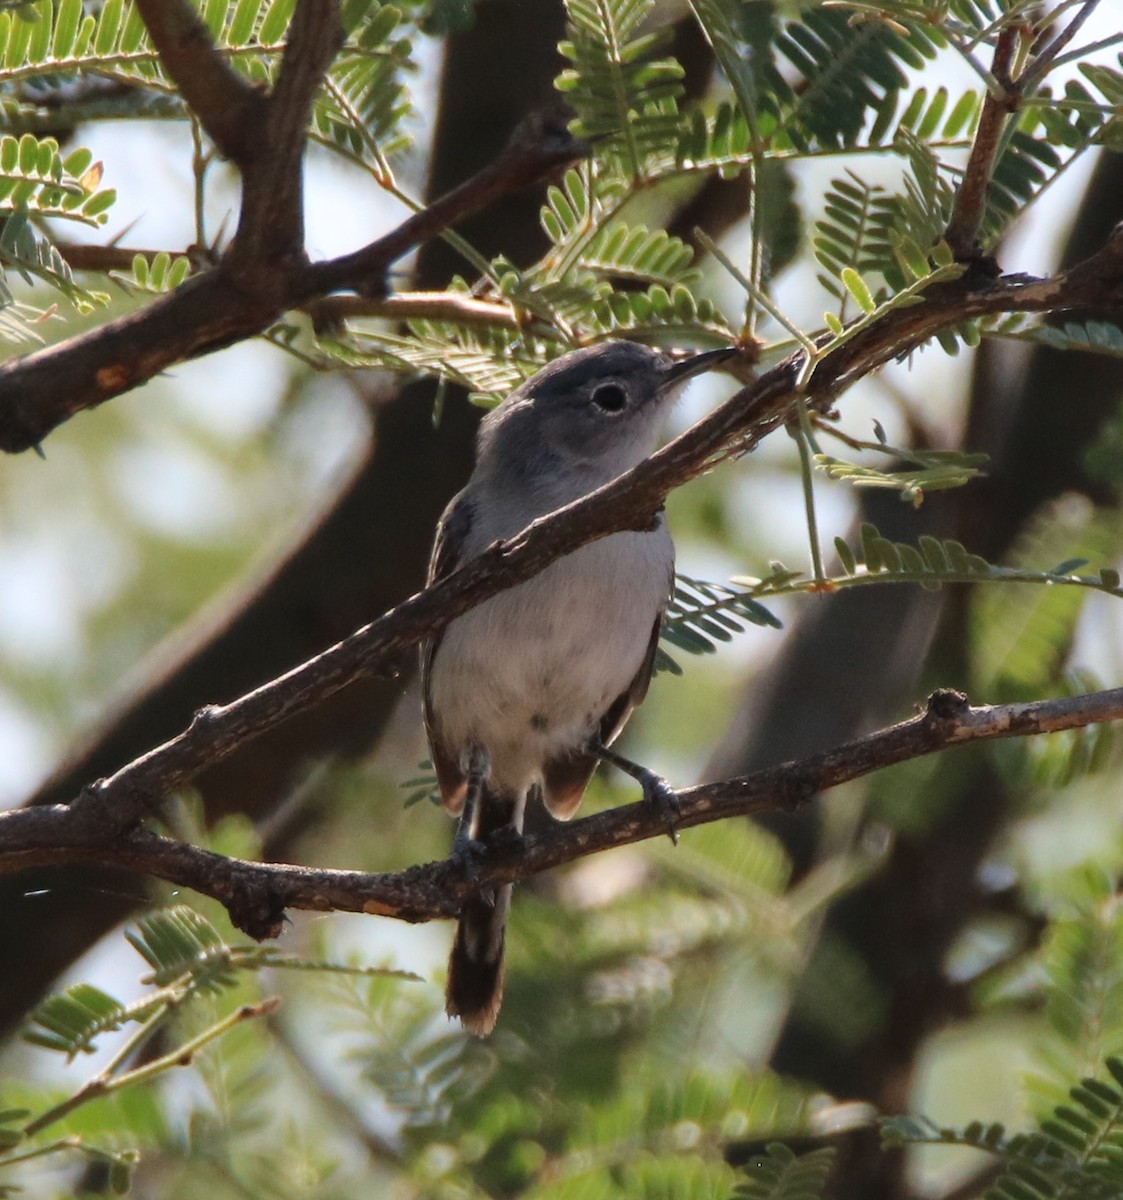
[133,0,268,167]
[3,689,1121,938]
[0,113,588,454]
[0,270,281,450]
[231,0,345,267]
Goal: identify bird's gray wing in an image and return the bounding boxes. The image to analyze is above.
[421,493,474,813]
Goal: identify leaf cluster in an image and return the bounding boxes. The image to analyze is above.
[0,0,1112,390]
[885,1055,1123,1200]
[1,904,412,1194]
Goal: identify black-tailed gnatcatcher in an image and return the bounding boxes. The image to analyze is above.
[422,340,734,1035]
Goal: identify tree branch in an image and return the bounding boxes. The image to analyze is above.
[303,291,525,333]
[1021,0,1103,92]
[132,0,268,167]
[8,222,1123,837]
[306,108,588,297]
[3,689,1122,939]
[230,0,344,267]
[57,243,182,272]
[944,25,1021,262]
[0,111,589,455]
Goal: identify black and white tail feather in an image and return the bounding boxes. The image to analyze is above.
[444,781,521,1036]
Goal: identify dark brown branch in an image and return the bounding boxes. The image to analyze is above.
[11,222,1123,835]
[944,26,1021,262]
[133,0,268,167]
[57,243,179,272]
[3,688,1122,939]
[231,0,345,267]
[0,271,282,451]
[307,109,589,297]
[0,112,589,455]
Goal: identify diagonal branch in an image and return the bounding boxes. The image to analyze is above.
[132,0,268,168]
[308,109,590,297]
[1022,0,1103,91]
[11,223,1123,839]
[3,688,1122,939]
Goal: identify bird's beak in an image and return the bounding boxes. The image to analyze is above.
[659,346,738,389]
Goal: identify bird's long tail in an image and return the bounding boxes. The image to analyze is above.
[446,783,524,1037]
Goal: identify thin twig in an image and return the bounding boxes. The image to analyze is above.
[302,292,525,332]
[22,999,279,1137]
[944,26,1022,262]
[1022,0,1103,92]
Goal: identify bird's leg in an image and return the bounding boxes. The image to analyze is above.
[451,743,489,879]
[486,783,531,852]
[588,739,679,845]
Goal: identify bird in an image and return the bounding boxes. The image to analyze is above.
[421,340,733,1036]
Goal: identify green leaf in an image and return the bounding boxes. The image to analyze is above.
[123,905,240,997]
[658,573,782,671]
[558,0,685,182]
[839,267,875,313]
[23,982,156,1059]
[92,0,122,56]
[731,1142,835,1200]
[259,0,295,43]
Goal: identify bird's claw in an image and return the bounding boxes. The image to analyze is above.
[450,833,487,881]
[642,774,680,845]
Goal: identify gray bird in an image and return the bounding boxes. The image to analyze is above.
[422,340,733,1036]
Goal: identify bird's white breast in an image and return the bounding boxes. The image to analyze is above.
[428,525,672,795]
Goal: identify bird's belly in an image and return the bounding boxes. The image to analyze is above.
[429,529,670,793]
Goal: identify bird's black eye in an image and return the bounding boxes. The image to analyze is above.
[591,382,628,413]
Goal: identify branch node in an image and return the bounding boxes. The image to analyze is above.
[190,704,223,731]
[220,869,288,940]
[69,778,152,839]
[925,688,970,723]
[68,780,108,827]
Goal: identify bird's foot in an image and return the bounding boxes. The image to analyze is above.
[587,737,681,845]
[450,830,487,882]
[640,770,680,845]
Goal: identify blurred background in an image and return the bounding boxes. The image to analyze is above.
[3,2,1123,1199]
